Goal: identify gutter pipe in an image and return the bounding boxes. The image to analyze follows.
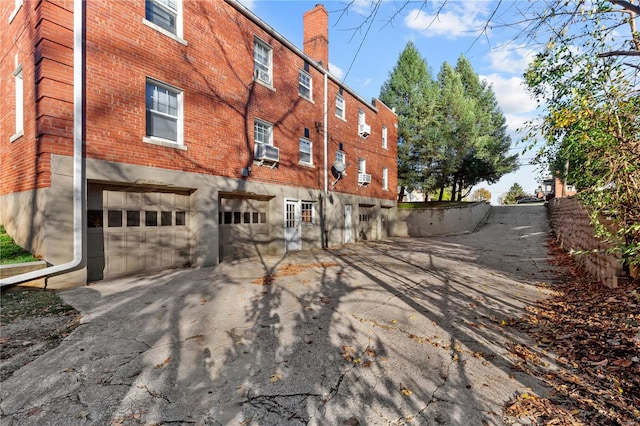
[0,0,85,288]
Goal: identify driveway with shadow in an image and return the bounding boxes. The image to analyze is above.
[0,205,562,425]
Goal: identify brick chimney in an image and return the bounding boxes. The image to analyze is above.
[303,4,329,68]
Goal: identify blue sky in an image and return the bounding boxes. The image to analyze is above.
[238,0,547,202]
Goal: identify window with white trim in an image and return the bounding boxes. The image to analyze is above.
[145,0,182,37]
[254,38,272,86]
[146,79,183,144]
[358,109,365,125]
[9,0,22,23]
[358,158,366,174]
[254,119,273,145]
[299,70,312,100]
[382,167,388,190]
[301,202,315,224]
[299,138,312,165]
[382,125,388,149]
[13,64,23,138]
[336,150,345,164]
[335,94,345,119]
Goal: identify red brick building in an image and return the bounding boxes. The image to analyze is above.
[1,0,397,286]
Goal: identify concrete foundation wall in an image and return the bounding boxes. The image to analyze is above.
[548,197,625,288]
[390,202,491,237]
[0,189,47,259]
[4,155,394,288]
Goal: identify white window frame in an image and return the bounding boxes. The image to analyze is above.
[8,0,22,23]
[254,38,273,87]
[143,0,186,44]
[358,158,366,174]
[335,94,345,119]
[299,138,312,165]
[299,70,312,100]
[11,64,24,142]
[382,125,388,149]
[358,109,365,125]
[301,201,315,225]
[144,78,184,148]
[336,150,345,164]
[254,118,273,146]
[382,167,388,190]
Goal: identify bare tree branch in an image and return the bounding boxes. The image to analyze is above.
[598,50,640,57]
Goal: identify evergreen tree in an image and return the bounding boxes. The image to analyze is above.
[453,56,518,201]
[379,42,438,201]
[434,62,477,201]
[503,183,525,205]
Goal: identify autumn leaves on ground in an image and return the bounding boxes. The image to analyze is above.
[504,239,640,425]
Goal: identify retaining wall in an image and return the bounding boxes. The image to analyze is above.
[548,197,626,288]
[391,202,491,237]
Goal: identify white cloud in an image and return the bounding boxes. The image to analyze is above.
[487,42,536,75]
[329,62,344,80]
[351,0,374,16]
[403,3,488,39]
[480,73,537,116]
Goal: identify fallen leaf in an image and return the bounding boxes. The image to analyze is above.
[612,359,632,367]
[269,373,283,383]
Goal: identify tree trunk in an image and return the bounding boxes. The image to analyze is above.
[451,176,457,202]
[438,185,444,201]
[397,186,406,203]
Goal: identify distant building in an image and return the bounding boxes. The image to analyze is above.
[537,175,577,200]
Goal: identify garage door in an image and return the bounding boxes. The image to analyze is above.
[219,196,270,261]
[87,187,190,281]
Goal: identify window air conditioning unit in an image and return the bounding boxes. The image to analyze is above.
[358,172,371,185]
[358,123,371,139]
[255,142,279,164]
[255,69,271,85]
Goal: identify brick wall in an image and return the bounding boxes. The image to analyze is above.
[548,197,625,288]
[2,1,397,201]
[1,0,74,195]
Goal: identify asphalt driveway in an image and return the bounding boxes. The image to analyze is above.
[0,205,561,425]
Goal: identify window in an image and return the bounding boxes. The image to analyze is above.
[161,211,172,226]
[336,150,345,164]
[127,211,141,227]
[254,119,273,145]
[335,94,345,119]
[88,210,103,228]
[12,64,23,140]
[299,70,312,100]
[358,109,365,125]
[382,125,388,149]
[108,211,122,227]
[301,202,314,224]
[254,38,272,85]
[145,0,181,37]
[299,138,312,165]
[8,0,22,23]
[146,79,183,144]
[145,211,158,226]
[358,158,366,174]
[382,167,388,190]
[176,211,186,226]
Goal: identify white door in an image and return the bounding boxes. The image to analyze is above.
[285,200,302,251]
[344,204,352,244]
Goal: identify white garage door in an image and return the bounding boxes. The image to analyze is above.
[87,187,190,281]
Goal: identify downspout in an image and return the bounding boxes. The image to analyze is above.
[0,0,85,288]
[323,72,328,194]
